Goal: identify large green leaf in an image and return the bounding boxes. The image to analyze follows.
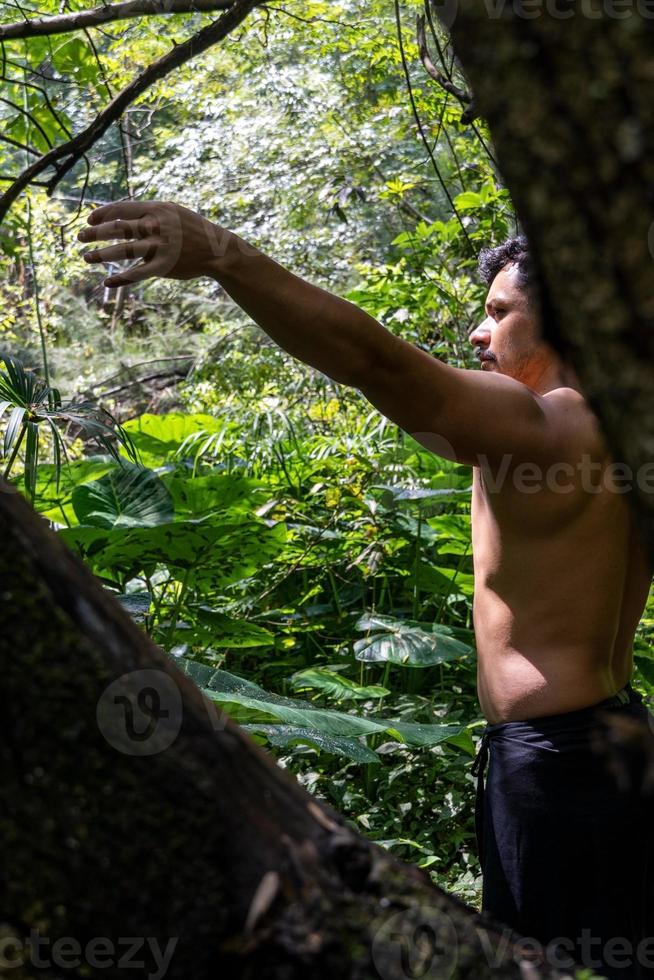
[57,524,112,556]
[22,456,116,521]
[72,463,174,529]
[192,606,276,648]
[178,661,464,748]
[290,667,390,701]
[383,720,468,748]
[353,614,473,667]
[163,472,266,519]
[244,724,381,764]
[203,680,384,737]
[121,413,224,466]
[61,518,287,586]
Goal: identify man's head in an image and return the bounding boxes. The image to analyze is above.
[469,236,559,389]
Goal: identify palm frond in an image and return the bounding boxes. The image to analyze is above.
[4,405,26,456]
[0,356,140,498]
[24,421,39,499]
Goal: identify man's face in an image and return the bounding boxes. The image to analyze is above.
[468,263,552,387]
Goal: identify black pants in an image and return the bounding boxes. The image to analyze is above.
[473,685,654,979]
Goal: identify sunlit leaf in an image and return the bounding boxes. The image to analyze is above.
[244,724,380,764]
[72,463,174,529]
[290,667,390,701]
[354,614,473,667]
[178,661,464,748]
[121,413,224,465]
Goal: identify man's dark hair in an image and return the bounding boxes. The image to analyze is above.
[477,236,533,301]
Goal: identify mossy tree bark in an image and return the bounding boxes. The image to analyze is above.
[0,483,567,978]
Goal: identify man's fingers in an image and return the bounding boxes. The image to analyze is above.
[88,200,161,225]
[78,216,162,244]
[104,261,160,288]
[83,239,159,265]
[78,219,140,243]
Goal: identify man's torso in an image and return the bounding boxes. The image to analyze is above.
[471,407,652,724]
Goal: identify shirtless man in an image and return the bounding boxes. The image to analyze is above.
[79,202,654,978]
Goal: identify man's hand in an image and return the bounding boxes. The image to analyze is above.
[77,200,237,287]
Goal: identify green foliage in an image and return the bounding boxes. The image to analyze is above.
[0,356,136,497]
[181,659,465,749]
[26,405,482,895]
[353,614,473,666]
[120,413,226,466]
[290,667,390,701]
[71,462,174,529]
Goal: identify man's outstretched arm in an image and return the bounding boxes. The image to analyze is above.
[79,200,392,388]
[78,200,591,467]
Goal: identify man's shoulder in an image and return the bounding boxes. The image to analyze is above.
[542,384,586,407]
[541,385,607,460]
[542,385,590,400]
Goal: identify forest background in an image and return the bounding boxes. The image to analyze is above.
[2,0,653,906]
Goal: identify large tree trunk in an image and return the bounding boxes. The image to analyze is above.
[446,0,654,564]
[0,483,566,977]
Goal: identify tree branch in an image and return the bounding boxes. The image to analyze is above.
[0,0,236,41]
[0,473,573,978]
[394,0,476,255]
[0,133,40,157]
[0,95,54,149]
[416,13,477,122]
[0,0,265,225]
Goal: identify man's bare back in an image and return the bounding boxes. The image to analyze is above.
[472,387,652,724]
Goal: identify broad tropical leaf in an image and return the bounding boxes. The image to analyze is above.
[19,456,116,522]
[121,413,225,465]
[72,463,174,529]
[243,724,381,764]
[164,472,266,519]
[192,606,276,648]
[178,661,464,749]
[354,614,473,667]
[290,667,390,701]
[61,518,287,587]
